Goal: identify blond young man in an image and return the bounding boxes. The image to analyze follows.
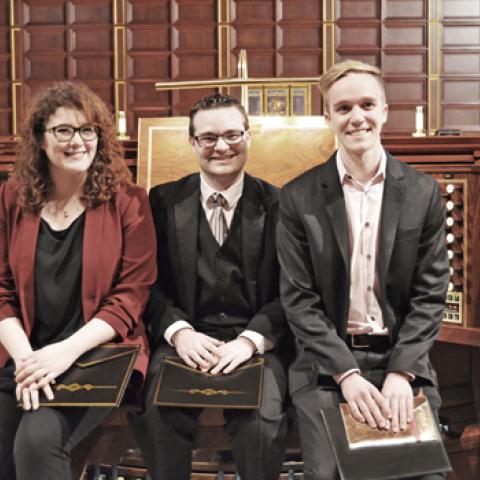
[277,60,449,480]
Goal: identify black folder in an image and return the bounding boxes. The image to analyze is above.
[322,400,452,480]
[38,343,139,407]
[153,356,264,409]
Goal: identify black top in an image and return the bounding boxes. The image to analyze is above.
[0,213,85,392]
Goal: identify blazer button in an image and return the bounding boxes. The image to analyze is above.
[219,312,227,320]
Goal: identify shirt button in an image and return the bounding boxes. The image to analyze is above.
[366,254,372,260]
[365,222,370,228]
[367,286,372,292]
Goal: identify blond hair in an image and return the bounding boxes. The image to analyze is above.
[319,60,386,111]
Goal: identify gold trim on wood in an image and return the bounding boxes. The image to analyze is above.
[10,27,20,81]
[114,26,127,81]
[217,0,223,79]
[113,1,128,133]
[226,0,231,80]
[9,0,16,26]
[156,77,321,91]
[12,82,21,137]
[427,0,441,134]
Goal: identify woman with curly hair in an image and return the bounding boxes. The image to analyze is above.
[0,82,156,479]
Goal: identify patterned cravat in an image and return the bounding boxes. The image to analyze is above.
[208,192,229,245]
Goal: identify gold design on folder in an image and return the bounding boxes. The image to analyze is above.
[55,383,117,392]
[340,395,440,449]
[170,388,247,397]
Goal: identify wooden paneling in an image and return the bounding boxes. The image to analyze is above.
[335,0,429,134]
[0,0,10,136]
[8,0,115,132]
[440,0,480,134]
[231,0,323,113]
[1,0,480,135]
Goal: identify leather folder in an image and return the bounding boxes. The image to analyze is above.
[38,343,139,407]
[153,356,264,409]
[322,396,451,480]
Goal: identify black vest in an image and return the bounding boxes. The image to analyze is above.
[195,202,253,341]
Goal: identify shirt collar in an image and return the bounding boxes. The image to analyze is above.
[200,172,244,210]
[336,149,386,186]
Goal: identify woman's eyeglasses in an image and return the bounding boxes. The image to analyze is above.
[45,124,99,142]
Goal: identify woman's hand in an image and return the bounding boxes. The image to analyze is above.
[16,382,55,411]
[15,340,77,391]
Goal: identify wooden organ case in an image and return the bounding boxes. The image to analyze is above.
[383,136,480,480]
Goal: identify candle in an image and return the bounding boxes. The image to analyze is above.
[415,106,424,131]
[118,111,127,136]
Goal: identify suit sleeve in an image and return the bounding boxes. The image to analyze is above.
[386,180,449,379]
[144,188,190,345]
[0,183,20,322]
[93,188,157,339]
[277,185,358,377]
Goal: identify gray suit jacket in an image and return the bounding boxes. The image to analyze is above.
[277,152,449,395]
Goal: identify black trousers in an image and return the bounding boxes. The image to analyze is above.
[292,348,446,480]
[129,344,288,480]
[0,390,111,480]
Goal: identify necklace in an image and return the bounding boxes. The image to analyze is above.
[45,199,74,219]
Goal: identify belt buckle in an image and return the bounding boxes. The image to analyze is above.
[350,335,370,349]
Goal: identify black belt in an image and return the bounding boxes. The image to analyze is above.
[346,334,390,353]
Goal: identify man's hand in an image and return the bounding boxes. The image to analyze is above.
[15,341,76,391]
[173,329,223,371]
[382,372,414,432]
[210,337,256,375]
[340,373,391,429]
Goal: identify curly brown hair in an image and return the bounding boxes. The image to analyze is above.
[14,81,132,213]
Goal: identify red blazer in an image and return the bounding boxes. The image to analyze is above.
[0,180,157,378]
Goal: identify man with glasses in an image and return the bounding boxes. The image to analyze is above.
[130,93,288,480]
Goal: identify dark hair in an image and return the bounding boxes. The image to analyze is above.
[188,93,249,137]
[14,81,131,213]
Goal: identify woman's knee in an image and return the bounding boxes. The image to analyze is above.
[13,409,68,464]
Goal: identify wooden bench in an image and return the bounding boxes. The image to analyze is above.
[73,406,303,480]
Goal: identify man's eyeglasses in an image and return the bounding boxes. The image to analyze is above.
[193,130,245,148]
[45,124,99,142]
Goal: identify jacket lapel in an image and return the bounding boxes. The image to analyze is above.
[17,213,40,332]
[323,157,350,272]
[378,154,406,294]
[83,205,104,322]
[241,175,265,311]
[174,176,200,316]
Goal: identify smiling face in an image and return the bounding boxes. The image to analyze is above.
[42,107,98,177]
[325,72,388,160]
[190,106,250,190]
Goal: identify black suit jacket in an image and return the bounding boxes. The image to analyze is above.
[277,152,450,395]
[146,172,285,349]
